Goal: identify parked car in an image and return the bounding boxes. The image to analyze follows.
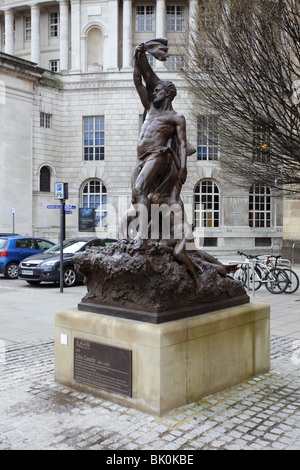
[0,236,55,279]
[18,237,117,287]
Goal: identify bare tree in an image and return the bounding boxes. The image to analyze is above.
[180,0,300,195]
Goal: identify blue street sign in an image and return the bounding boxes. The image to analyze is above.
[65,205,76,210]
[65,210,72,214]
[47,205,60,209]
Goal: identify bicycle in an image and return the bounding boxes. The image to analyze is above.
[234,251,289,294]
[265,255,299,294]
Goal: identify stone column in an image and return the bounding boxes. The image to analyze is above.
[107,0,119,71]
[188,0,198,66]
[155,0,166,70]
[189,0,198,38]
[122,0,132,70]
[70,0,81,72]
[31,3,40,65]
[4,9,14,56]
[59,0,69,71]
[156,0,166,38]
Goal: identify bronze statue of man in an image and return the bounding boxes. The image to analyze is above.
[131,39,192,241]
[126,39,227,289]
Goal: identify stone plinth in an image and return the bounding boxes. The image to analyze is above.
[55,302,270,416]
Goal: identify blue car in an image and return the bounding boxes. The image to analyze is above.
[0,236,55,279]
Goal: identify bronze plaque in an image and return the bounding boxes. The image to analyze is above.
[74,338,132,397]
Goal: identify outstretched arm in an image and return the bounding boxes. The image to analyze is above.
[133,43,160,108]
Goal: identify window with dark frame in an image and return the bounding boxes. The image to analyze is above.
[194,180,220,228]
[49,12,60,37]
[253,119,271,162]
[39,166,51,192]
[49,59,60,72]
[136,5,154,32]
[83,116,105,161]
[249,184,271,228]
[25,16,31,42]
[40,113,51,128]
[197,116,219,160]
[82,180,107,228]
[166,5,185,32]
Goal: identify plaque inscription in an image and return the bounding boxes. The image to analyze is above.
[74,338,132,397]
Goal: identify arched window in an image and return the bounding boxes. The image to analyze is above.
[39,166,51,192]
[249,184,271,228]
[82,180,107,227]
[194,180,220,228]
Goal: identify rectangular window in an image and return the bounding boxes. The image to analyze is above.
[166,55,184,71]
[40,113,51,128]
[49,59,60,72]
[249,185,271,228]
[49,12,60,38]
[83,116,105,161]
[197,116,219,160]
[166,6,185,32]
[253,119,271,162]
[25,16,31,42]
[136,5,154,32]
[199,55,214,74]
[203,238,218,247]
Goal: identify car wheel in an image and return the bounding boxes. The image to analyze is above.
[4,262,19,279]
[63,267,77,287]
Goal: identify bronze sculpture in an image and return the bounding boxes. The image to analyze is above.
[74,39,248,323]
[128,39,227,290]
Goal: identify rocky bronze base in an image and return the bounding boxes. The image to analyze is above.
[74,240,249,324]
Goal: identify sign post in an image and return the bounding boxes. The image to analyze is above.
[54,183,68,293]
[10,208,15,233]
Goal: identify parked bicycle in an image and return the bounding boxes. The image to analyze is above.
[233,251,289,294]
[265,255,299,294]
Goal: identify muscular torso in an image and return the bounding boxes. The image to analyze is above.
[137,106,178,157]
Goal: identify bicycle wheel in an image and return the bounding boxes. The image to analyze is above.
[233,267,247,286]
[265,268,288,294]
[282,268,300,294]
[248,266,262,291]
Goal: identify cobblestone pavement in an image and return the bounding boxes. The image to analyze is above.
[0,334,300,450]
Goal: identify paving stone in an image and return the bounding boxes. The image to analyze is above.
[1,335,300,450]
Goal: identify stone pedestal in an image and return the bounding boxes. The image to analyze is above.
[55,302,270,416]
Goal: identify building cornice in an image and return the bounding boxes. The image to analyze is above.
[0,51,44,80]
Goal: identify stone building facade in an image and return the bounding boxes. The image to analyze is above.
[0,0,283,253]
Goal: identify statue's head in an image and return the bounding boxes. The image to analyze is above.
[161,80,177,101]
[153,80,177,105]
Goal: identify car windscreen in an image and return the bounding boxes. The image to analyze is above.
[44,240,87,254]
[0,239,8,249]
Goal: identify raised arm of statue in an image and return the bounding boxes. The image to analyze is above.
[133,39,169,109]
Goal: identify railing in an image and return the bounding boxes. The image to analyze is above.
[227,260,257,297]
[292,242,300,266]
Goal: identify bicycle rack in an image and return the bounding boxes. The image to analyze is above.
[292,242,300,266]
[227,260,257,297]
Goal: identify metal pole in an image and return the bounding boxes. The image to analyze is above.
[59,200,65,293]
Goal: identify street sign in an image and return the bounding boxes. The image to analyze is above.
[47,205,61,209]
[65,205,76,210]
[54,182,68,200]
[65,210,72,214]
[10,208,15,214]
